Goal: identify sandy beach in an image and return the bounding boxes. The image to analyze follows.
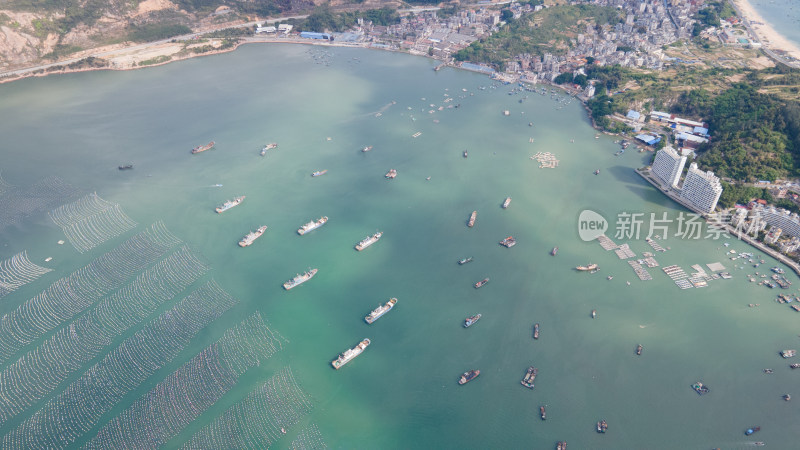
[732,0,800,61]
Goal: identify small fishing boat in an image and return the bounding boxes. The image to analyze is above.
[745,426,761,436]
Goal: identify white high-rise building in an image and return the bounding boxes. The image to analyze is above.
[651,146,686,188]
[752,205,800,238]
[680,163,722,213]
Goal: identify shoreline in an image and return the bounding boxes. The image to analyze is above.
[731,0,800,62]
[0,37,420,85]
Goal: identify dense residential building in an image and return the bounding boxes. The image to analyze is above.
[651,146,686,188]
[765,227,783,244]
[679,163,723,213]
[779,236,800,254]
[752,205,800,238]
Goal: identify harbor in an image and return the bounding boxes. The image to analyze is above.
[1,44,800,448]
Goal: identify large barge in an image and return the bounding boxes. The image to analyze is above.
[365,298,397,324]
[331,339,370,369]
[216,196,245,213]
[297,216,328,235]
[355,232,383,251]
[283,268,318,290]
[238,225,267,247]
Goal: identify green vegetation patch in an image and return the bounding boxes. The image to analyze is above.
[203,27,252,38]
[139,55,172,66]
[692,84,800,182]
[454,4,622,70]
[126,23,192,42]
[31,18,59,39]
[296,6,400,33]
[41,44,83,61]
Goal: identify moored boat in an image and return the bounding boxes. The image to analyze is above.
[556,442,567,450]
[458,257,473,265]
[474,278,489,288]
[311,169,328,177]
[261,143,277,155]
[468,211,477,227]
[502,197,511,209]
[500,236,516,248]
[355,231,383,251]
[790,363,800,368]
[118,164,133,170]
[282,268,318,290]
[362,145,373,152]
[781,349,797,358]
[365,298,397,324]
[576,263,598,271]
[596,420,608,433]
[591,309,597,318]
[331,339,370,369]
[458,369,480,385]
[533,323,540,339]
[540,406,546,420]
[636,344,642,355]
[385,169,397,179]
[520,366,538,388]
[238,225,267,247]
[464,314,481,328]
[463,149,468,158]
[594,169,600,175]
[215,196,245,213]
[745,426,761,436]
[551,246,558,256]
[191,141,215,154]
[297,216,328,235]
[692,381,710,395]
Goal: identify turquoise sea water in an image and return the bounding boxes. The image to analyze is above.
[1,44,799,448]
[748,0,800,48]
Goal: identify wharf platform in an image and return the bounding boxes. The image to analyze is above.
[636,167,800,277]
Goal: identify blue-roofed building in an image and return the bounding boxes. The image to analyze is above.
[300,32,332,40]
[693,126,709,136]
[636,134,661,145]
[650,111,672,122]
[460,62,495,74]
[626,110,641,121]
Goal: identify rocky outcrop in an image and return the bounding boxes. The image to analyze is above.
[0,0,182,72]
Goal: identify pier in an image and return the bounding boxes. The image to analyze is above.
[636,167,800,277]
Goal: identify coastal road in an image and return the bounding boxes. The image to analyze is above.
[726,0,800,69]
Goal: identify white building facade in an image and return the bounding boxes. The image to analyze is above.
[679,163,722,213]
[651,146,686,188]
[753,205,800,238]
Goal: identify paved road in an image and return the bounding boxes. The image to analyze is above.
[726,0,800,69]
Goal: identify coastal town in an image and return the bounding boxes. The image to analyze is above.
[5,0,800,448]
[4,0,795,274]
